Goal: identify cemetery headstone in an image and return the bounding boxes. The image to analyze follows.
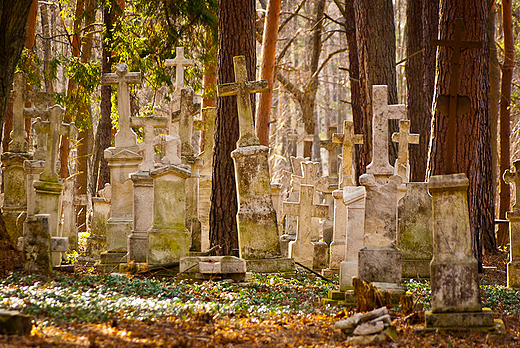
[391,119,419,182]
[220,55,294,273]
[504,160,520,288]
[86,184,111,259]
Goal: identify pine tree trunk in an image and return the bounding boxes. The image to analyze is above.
[427,0,494,267]
[210,0,256,255]
[256,0,281,146]
[353,0,399,167]
[499,0,514,248]
[344,0,368,183]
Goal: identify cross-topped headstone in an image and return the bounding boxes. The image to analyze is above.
[366,85,406,175]
[283,184,329,266]
[333,120,364,188]
[217,55,268,148]
[504,160,520,212]
[165,47,194,93]
[291,161,329,193]
[30,105,77,182]
[432,18,482,174]
[391,119,420,181]
[319,126,339,181]
[103,63,141,149]
[9,74,29,153]
[130,116,168,171]
[171,87,201,158]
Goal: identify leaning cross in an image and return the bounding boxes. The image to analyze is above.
[130,115,168,171]
[165,47,194,93]
[172,87,201,158]
[504,160,520,212]
[217,55,268,148]
[319,126,340,182]
[333,120,363,188]
[391,119,419,181]
[103,63,141,149]
[431,18,482,174]
[366,85,406,175]
[31,105,77,182]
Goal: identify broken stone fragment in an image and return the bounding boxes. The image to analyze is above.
[353,320,385,336]
[348,332,387,345]
[370,314,392,327]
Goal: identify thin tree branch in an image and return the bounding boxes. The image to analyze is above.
[275,29,301,63]
[309,47,347,86]
[279,0,307,32]
[275,67,304,104]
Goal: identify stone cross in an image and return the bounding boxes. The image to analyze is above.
[165,47,194,93]
[193,107,216,175]
[217,55,268,148]
[319,126,339,181]
[171,87,201,158]
[9,74,29,153]
[103,63,141,149]
[333,120,364,188]
[504,160,520,212]
[29,105,77,182]
[130,116,168,171]
[366,85,406,175]
[391,119,419,181]
[431,18,482,174]
[291,161,329,193]
[283,184,329,265]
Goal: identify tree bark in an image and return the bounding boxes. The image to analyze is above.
[344,0,368,183]
[499,0,514,247]
[256,0,281,146]
[210,0,256,255]
[353,0,399,166]
[427,0,494,267]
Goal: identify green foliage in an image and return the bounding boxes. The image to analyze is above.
[15,48,42,88]
[0,271,334,326]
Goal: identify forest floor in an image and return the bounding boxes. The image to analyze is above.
[0,250,520,347]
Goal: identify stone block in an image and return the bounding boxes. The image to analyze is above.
[244,257,295,273]
[0,310,32,335]
[358,247,401,284]
[508,261,520,288]
[430,259,482,313]
[147,229,190,265]
[339,261,357,291]
[100,252,127,264]
[312,241,328,271]
[328,290,346,301]
[22,214,52,273]
[128,231,147,262]
[402,260,431,279]
[106,218,133,253]
[199,256,246,274]
[425,308,495,328]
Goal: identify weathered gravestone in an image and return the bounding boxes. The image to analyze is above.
[100,64,143,270]
[391,120,419,182]
[424,19,494,330]
[128,115,168,262]
[28,105,76,266]
[328,120,363,272]
[172,87,202,252]
[86,184,111,259]
[219,55,294,273]
[504,160,520,288]
[358,85,404,293]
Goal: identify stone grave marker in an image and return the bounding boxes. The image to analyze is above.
[86,184,111,259]
[333,120,364,188]
[166,47,194,93]
[319,126,339,183]
[504,160,520,288]
[220,55,294,273]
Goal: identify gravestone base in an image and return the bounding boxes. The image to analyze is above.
[402,259,431,279]
[313,241,328,271]
[244,257,295,273]
[321,268,339,278]
[507,211,520,288]
[425,308,495,329]
[320,289,356,306]
[431,260,482,312]
[128,231,147,262]
[508,261,520,288]
[358,247,402,285]
[147,229,190,265]
[329,241,345,271]
[86,236,106,259]
[22,214,53,273]
[339,260,357,291]
[97,252,127,273]
[105,218,133,253]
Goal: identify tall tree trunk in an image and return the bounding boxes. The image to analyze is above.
[406,0,428,182]
[344,0,368,183]
[93,0,118,192]
[41,2,55,94]
[427,0,494,268]
[255,0,281,146]
[499,0,514,247]
[353,0,399,167]
[210,0,256,255]
[0,0,35,253]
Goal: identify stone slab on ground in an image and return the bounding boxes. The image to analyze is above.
[425,308,495,328]
[0,310,32,335]
[244,257,295,273]
[199,256,247,274]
